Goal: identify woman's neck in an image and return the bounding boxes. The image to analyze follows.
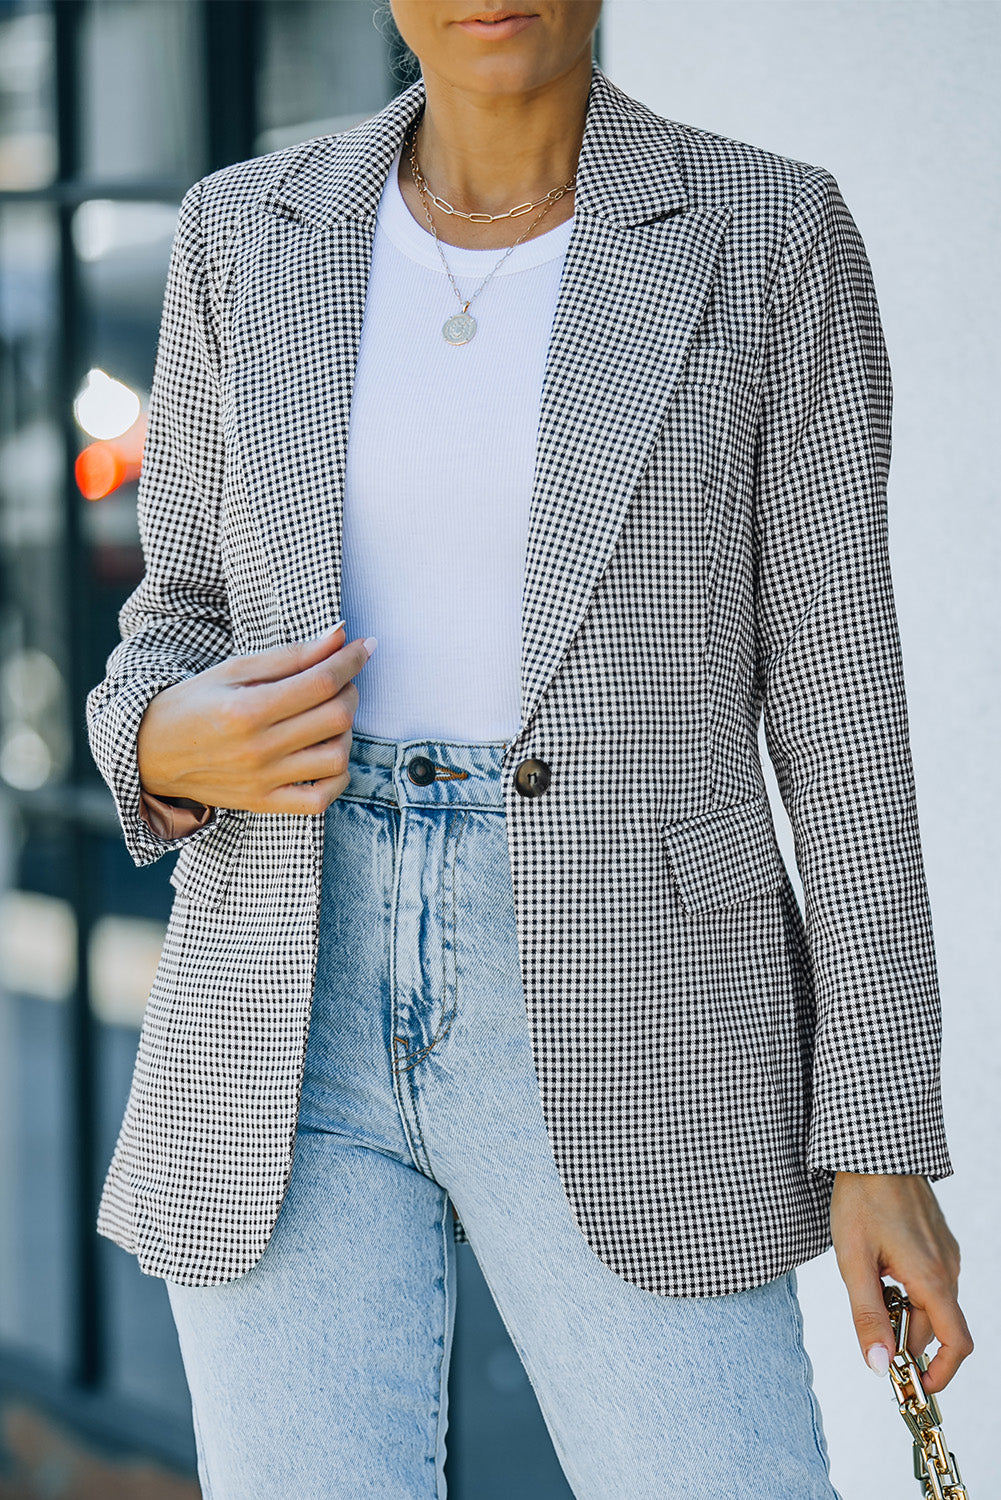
[398,51,592,249]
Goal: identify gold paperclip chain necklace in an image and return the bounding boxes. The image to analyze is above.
[407,117,576,223]
[406,122,575,347]
[883,1285,969,1498]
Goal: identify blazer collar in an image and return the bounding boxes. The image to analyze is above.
[265,61,688,230]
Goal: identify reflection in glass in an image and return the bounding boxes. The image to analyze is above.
[0,649,69,789]
[73,199,176,398]
[0,204,70,791]
[75,415,146,503]
[73,198,180,266]
[257,0,392,153]
[0,203,58,419]
[89,913,167,1027]
[0,820,74,1373]
[79,0,204,183]
[74,198,177,607]
[74,368,141,440]
[0,887,75,1001]
[0,2,57,190]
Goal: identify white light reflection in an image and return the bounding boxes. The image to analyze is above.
[72,199,178,263]
[73,368,141,440]
[0,724,53,790]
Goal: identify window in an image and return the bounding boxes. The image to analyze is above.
[0,0,396,1467]
[0,7,588,1491]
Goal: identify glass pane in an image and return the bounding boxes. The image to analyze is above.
[79,0,204,183]
[92,830,189,1421]
[0,203,70,794]
[0,198,74,1375]
[74,189,188,1415]
[0,809,74,1373]
[0,0,57,190]
[257,0,393,154]
[73,198,179,689]
[99,1225,193,1426]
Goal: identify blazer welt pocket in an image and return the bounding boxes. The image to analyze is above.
[679,343,762,390]
[660,796,785,914]
[169,809,251,910]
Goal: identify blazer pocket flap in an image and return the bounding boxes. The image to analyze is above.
[679,343,762,389]
[170,809,250,909]
[661,797,785,914]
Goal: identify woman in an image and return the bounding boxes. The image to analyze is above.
[86,3,972,1495]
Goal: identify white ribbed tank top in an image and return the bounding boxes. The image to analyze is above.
[340,146,573,742]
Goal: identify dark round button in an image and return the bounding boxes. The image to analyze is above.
[407,755,436,787]
[514,758,551,798]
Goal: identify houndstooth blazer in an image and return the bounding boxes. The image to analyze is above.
[87,62,952,1296]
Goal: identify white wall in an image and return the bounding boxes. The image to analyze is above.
[603,3,999,1495]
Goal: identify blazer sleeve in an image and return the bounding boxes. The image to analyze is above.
[755,168,952,1181]
[86,180,233,867]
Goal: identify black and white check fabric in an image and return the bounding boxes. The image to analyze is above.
[87,63,952,1296]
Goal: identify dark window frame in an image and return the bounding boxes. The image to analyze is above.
[0,0,399,1469]
[0,2,602,1475]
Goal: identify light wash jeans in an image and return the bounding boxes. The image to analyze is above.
[166,733,841,1500]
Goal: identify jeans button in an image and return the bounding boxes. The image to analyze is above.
[407,755,436,787]
[514,758,551,797]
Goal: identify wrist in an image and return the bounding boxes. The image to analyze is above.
[136,681,187,798]
[832,1171,930,1199]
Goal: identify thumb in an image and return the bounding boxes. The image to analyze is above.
[842,1259,896,1378]
[223,620,346,685]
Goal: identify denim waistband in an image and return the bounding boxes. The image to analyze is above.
[339,733,511,811]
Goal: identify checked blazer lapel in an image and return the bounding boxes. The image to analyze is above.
[249,66,731,688]
[519,205,731,729]
[516,67,732,727]
[244,85,427,645]
[229,215,372,646]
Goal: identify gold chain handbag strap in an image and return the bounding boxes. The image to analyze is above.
[882,1284,970,1498]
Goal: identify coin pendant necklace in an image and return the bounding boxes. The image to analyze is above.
[407,125,576,346]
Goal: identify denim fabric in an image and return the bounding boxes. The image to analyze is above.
[166,733,842,1500]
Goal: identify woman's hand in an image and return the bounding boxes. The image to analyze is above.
[829,1171,973,1393]
[136,624,376,816]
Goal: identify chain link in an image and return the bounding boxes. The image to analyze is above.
[883,1285,969,1499]
[407,121,576,223]
[407,124,574,321]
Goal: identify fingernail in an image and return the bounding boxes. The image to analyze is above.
[362,636,378,658]
[320,619,346,639]
[866,1344,890,1377]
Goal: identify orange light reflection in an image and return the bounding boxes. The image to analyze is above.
[75,412,147,500]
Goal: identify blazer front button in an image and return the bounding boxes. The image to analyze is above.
[514,758,551,797]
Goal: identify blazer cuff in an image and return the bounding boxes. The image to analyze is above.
[139,788,215,841]
[87,673,222,864]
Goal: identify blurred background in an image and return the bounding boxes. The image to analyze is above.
[0,2,996,1498]
[0,2,580,1494]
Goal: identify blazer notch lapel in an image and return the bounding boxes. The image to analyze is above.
[229,216,374,645]
[520,203,733,730]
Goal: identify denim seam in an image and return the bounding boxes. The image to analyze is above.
[785,1270,844,1499]
[391,813,465,1074]
[189,1385,215,1500]
[388,814,434,1177]
[432,1195,453,1499]
[339,791,398,809]
[395,1054,435,1177]
[401,796,502,813]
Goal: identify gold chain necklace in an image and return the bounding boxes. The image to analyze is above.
[409,135,576,224]
[407,125,575,346]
